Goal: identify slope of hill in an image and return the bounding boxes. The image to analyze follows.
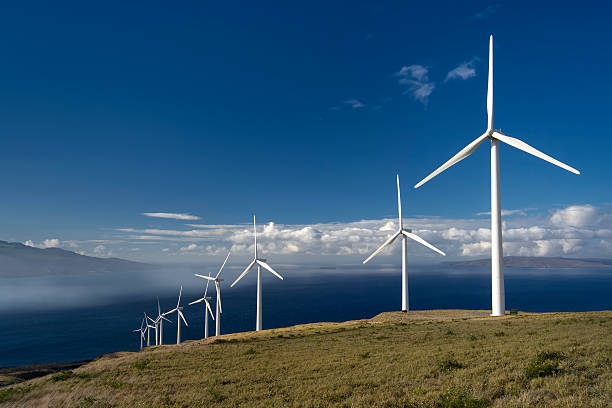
[444,256,612,269]
[0,241,149,277]
[1,309,610,407]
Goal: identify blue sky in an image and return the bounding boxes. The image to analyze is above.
[0,1,611,262]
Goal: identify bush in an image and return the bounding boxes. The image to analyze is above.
[132,359,150,370]
[438,357,464,372]
[359,351,371,359]
[244,347,257,355]
[524,350,565,379]
[51,370,74,382]
[436,387,490,408]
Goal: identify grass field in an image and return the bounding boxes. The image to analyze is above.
[1,309,610,407]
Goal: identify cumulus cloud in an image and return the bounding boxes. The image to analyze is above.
[142,212,200,221]
[395,65,435,105]
[113,204,612,261]
[445,59,477,82]
[93,245,112,258]
[23,238,61,249]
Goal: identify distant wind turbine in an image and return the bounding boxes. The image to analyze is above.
[132,317,146,351]
[144,313,155,347]
[231,216,283,332]
[414,35,580,316]
[189,275,215,339]
[363,174,445,312]
[165,286,188,344]
[154,297,171,345]
[195,248,231,336]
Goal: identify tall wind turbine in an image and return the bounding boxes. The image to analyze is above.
[231,216,283,332]
[414,35,580,316]
[363,175,446,312]
[144,313,155,347]
[189,276,215,339]
[195,248,231,336]
[165,286,188,344]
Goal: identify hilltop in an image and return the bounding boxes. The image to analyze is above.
[0,241,148,277]
[1,309,610,407]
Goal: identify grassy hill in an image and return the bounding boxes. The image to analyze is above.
[1,310,610,407]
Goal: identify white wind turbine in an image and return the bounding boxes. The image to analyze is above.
[195,248,231,336]
[189,275,215,339]
[414,35,580,316]
[144,313,155,347]
[231,216,283,332]
[154,297,171,345]
[165,286,188,344]
[363,174,446,312]
[132,317,146,351]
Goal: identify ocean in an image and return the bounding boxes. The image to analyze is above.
[1,265,610,367]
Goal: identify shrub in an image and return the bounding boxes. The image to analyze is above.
[208,388,226,402]
[438,356,464,372]
[494,331,505,337]
[359,351,371,359]
[244,347,257,355]
[51,370,74,382]
[436,387,490,408]
[132,359,150,370]
[524,350,565,379]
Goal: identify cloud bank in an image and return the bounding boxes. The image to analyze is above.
[142,212,201,221]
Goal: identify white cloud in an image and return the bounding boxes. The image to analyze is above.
[550,205,601,228]
[112,204,612,261]
[395,65,435,104]
[23,238,61,249]
[471,4,499,20]
[142,212,200,221]
[343,99,365,109]
[445,60,476,82]
[93,245,112,258]
[477,209,529,217]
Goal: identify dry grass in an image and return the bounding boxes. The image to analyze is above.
[1,310,610,407]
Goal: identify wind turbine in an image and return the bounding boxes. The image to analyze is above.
[154,297,171,345]
[414,35,580,316]
[195,248,231,336]
[165,286,188,344]
[363,174,446,312]
[132,317,146,351]
[144,313,155,347]
[231,216,283,332]
[189,276,215,339]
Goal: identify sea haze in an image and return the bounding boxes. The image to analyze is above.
[1,265,610,367]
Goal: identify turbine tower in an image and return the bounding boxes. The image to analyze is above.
[231,216,283,331]
[144,313,155,347]
[189,275,215,339]
[195,248,231,336]
[363,174,446,312]
[154,297,171,345]
[414,35,580,316]
[165,286,188,344]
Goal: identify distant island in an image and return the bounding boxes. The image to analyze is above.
[0,240,149,277]
[444,256,612,269]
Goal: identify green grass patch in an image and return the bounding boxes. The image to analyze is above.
[436,387,490,408]
[132,359,150,370]
[50,370,74,382]
[438,356,464,372]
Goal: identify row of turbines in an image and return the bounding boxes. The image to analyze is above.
[132,34,579,349]
[132,216,284,349]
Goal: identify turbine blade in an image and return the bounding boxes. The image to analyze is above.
[189,298,204,305]
[217,285,222,314]
[230,259,256,287]
[487,34,494,130]
[161,315,172,323]
[216,248,232,278]
[205,300,215,320]
[414,133,489,188]
[204,276,210,297]
[179,310,188,326]
[177,286,182,308]
[362,230,401,264]
[402,231,446,256]
[194,273,216,281]
[397,174,402,229]
[257,260,283,280]
[253,215,257,259]
[157,297,161,316]
[491,131,580,174]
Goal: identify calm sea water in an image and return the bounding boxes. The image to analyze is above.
[1,266,610,367]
